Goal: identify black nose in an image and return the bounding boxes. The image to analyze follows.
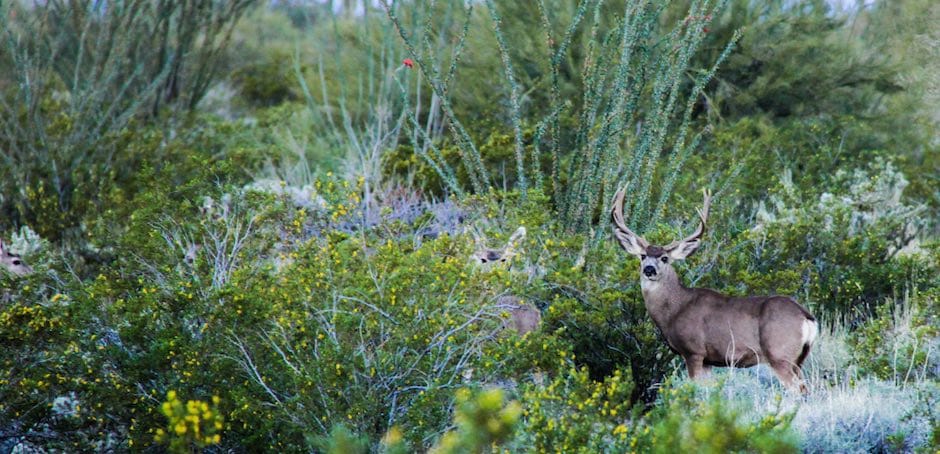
[643,266,657,277]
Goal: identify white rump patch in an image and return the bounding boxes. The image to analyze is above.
[801,319,819,346]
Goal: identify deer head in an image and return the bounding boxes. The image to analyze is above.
[0,239,33,276]
[610,188,711,282]
[471,227,526,271]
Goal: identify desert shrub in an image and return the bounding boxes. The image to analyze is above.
[0,1,258,241]
[0,106,263,262]
[309,388,522,454]
[688,117,894,207]
[385,130,525,196]
[679,0,902,122]
[234,49,301,108]
[711,159,935,320]
[0,182,714,450]
[313,424,371,454]
[695,305,939,454]
[512,366,637,452]
[0,182,283,450]
[154,391,225,453]
[0,176,932,451]
[383,0,738,232]
[539,238,675,403]
[851,288,940,381]
[457,191,680,401]
[509,372,798,453]
[638,380,798,453]
[669,0,939,220]
[793,379,938,453]
[432,388,522,453]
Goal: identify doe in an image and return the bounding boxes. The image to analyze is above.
[0,239,33,276]
[472,227,541,336]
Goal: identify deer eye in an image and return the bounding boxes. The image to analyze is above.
[480,258,488,263]
[500,258,506,262]
[640,255,646,260]
[12,260,21,265]
[661,257,668,263]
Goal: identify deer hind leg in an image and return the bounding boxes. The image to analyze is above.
[769,359,806,393]
[684,354,710,380]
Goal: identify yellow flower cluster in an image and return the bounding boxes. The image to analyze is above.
[431,388,522,454]
[154,390,224,453]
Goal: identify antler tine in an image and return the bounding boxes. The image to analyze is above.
[610,187,649,249]
[698,187,711,227]
[669,188,711,249]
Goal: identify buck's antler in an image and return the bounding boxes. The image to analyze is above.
[665,188,711,257]
[610,187,649,255]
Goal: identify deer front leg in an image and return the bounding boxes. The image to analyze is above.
[683,354,709,380]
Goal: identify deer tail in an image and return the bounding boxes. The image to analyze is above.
[797,318,818,368]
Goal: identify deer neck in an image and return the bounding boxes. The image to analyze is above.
[640,270,692,328]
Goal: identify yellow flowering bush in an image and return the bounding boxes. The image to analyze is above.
[1,177,932,452]
[155,391,224,453]
[514,366,636,453]
[636,381,798,454]
[431,388,522,454]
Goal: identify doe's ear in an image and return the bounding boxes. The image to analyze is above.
[507,227,526,247]
[468,227,484,249]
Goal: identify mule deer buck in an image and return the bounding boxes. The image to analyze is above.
[611,188,817,392]
[0,239,33,277]
[471,227,541,335]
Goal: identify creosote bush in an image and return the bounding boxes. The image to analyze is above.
[639,380,798,453]
[154,391,225,452]
[432,388,522,453]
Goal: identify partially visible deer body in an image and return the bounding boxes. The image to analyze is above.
[0,239,33,276]
[611,188,817,392]
[472,227,541,336]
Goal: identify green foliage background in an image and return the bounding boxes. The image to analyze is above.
[0,0,936,452]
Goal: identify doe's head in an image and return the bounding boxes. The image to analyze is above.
[0,239,33,277]
[471,227,526,271]
[610,188,711,282]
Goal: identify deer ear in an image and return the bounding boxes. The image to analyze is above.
[613,229,646,256]
[469,227,484,248]
[665,238,701,260]
[507,227,526,247]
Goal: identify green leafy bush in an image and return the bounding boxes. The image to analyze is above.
[639,381,798,453]
[712,159,936,319]
[154,391,225,452]
[851,287,940,381]
[514,366,637,452]
[432,388,522,453]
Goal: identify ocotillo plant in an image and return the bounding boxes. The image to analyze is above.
[381,0,739,233]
